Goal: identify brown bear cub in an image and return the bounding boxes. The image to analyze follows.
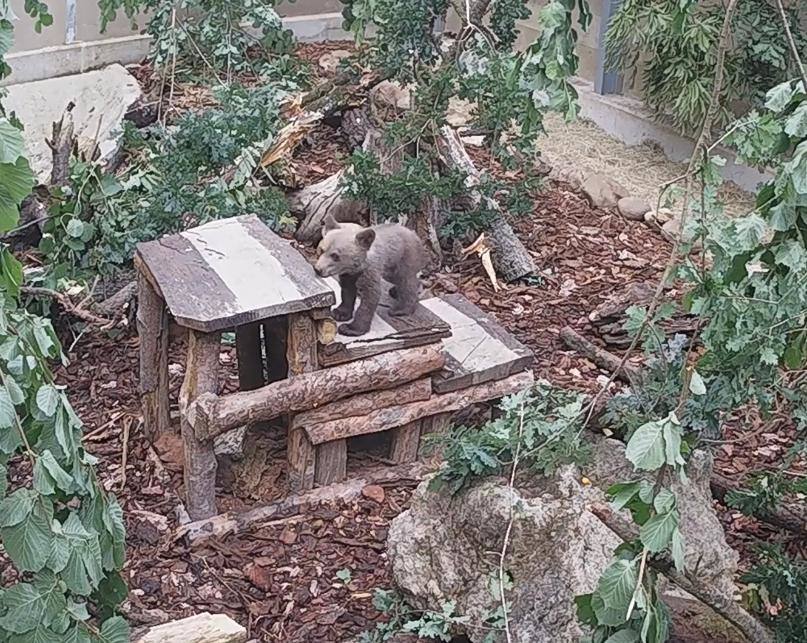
[314,215,427,336]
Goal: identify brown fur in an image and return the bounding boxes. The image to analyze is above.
[314,215,428,336]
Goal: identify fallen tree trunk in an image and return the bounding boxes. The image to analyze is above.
[435,125,536,282]
[560,326,642,384]
[290,378,433,429]
[710,473,807,536]
[592,503,775,643]
[306,370,534,444]
[189,345,446,440]
[178,461,432,543]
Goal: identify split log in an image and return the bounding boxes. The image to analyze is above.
[710,473,807,536]
[559,326,642,384]
[286,313,320,491]
[188,345,446,440]
[435,125,536,282]
[177,461,432,543]
[292,126,401,243]
[290,378,432,429]
[389,421,423,463]
[49,102,76,187]
[315,442,347,486]
[180,330,221,520]
[592,503,775,643]
[306,370,534,445]
[134,612,246,643]
[137,272,170,440]
[94,280,137,317]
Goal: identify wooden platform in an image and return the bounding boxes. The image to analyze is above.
[135,215,335,332]
[421,295,533,393]
[318,277,451,366]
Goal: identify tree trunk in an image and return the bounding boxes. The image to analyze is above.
[435,126,536,282]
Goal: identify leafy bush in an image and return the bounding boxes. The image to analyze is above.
[430,381,589,494]
[606,0,807,134]
[38,84,292,281]
[99,0,298,79]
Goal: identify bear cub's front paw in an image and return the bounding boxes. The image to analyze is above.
[331,306,353,322]
[338,322,369,336]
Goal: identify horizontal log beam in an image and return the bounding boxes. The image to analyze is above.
[290,378,433,429]
[188,345,446,441]
[306,370,534,445]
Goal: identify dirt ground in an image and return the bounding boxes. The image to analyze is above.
[7,41,803,643]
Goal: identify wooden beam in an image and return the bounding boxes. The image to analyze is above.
[306,370,534,445]
[188,345,446,440]
[287,313,319,491]
[137,271,170,440]
[290,378,433,429]
[180,330,221,520]
[315,441,347,485]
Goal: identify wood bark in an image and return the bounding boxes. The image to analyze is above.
[137,272,170,440]
[435,126,536,282]
[592,503,775,643]
[286,313,319,491]
[178,461,432,543]
[50,102,76,187]
[559,326,642,384]
[315,441,347,486]
[134,613,246,643]
[189,345,446,440]
[710,473,807,536]
[389,421,422,463]
[418,412,453,458]
[181,330,221,520]
[290,378,432,429]
[306,370,534,445]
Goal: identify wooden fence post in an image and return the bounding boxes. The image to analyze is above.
[137,271,170,440]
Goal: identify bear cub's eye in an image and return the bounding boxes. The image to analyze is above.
[330,252,340,261]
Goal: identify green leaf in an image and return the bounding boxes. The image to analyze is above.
[688,370,706,395]
[653,489,676,514]
[63,624,92,643]
[671,528,686,572]
[765,80,796,112]
[0,583,44,633]
[97,617,129,643]
[0,386,18,428]
[662,417,685,468]
[65,219,84,238]
[35,385,59,417]
[0,488,36,527]
[604,630,640,643]
[608,481,640,511]
[0,156,36,232]
[0,118,27,164]
[47,534,70,573]
[784,102,807,138]
[5,374,24,404]
[34,450,73,495]
[640,511,679,553]
[336,568,352,583]
[593,558,638,626]
[625,419,666,471]
[1,501,53,571]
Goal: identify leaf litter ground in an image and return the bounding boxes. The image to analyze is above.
[5,41,803,643]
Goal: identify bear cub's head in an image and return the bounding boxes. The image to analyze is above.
[314,215,376,278]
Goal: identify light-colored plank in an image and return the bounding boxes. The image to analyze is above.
[134,612,246,643]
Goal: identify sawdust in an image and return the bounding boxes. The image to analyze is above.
[536,113,756,218]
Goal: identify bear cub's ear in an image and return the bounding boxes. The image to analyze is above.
[323,214,340,232]
[355,228,376,250]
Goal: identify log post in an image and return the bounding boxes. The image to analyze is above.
[137,271,170,440]
[263,317,288,384]
[315,442,348,485]
[181,330,221,520]
[389,421,422,463]
[287,313,335,490]
[418,412,453,458]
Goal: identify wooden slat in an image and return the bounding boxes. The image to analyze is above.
[318,277,451,366]
[135,215,335,332]
[287,313,319,492]
[305,370,534,445]
[137,271,170,440]
[389,421,422,463]
[421,294,533,393]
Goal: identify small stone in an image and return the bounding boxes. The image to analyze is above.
[370,80,412,110]
[581,173,629,209]
[318,49,351,75]
[153,433,184,473]
[446,97,474,127]
[245,562,273,592]
[279,525,298,545]
[661,217,681,243]
[617,197,652,221]
[362,484,386,504]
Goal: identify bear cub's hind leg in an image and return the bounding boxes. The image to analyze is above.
[389,272,419,317]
